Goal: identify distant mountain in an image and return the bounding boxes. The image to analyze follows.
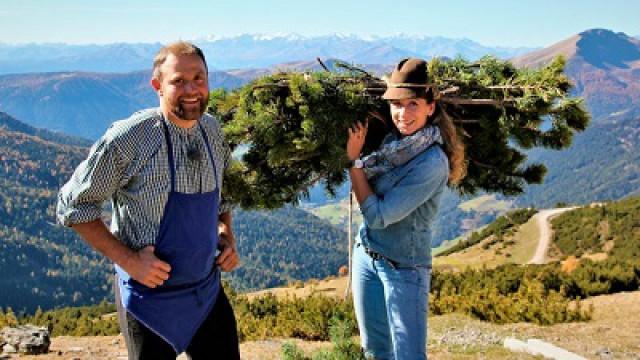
[0,112,346,312]
[265,58,393,75]
[0,42,162,74]
[0,34,535,75]
[375,34,534,60]
[512,29,640,121]
[0,72,146,139]
[0,70,247,139]
[0,111,91,147]
[0,59,393,140]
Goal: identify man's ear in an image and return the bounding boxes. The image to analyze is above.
[151,78,162,95]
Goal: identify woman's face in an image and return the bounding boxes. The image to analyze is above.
[389,97,435,136]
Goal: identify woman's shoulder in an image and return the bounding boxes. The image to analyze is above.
[414,144,449,172]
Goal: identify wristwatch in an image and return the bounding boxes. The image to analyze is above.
[349,158,364,169]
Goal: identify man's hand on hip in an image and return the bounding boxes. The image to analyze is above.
[216,233,239,272]
[125,246,172,288]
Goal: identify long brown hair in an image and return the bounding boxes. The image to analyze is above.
[425,89,467,185]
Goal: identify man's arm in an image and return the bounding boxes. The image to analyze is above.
[216,211,239,272]
[72,219,171,288]
[57,131,171,288]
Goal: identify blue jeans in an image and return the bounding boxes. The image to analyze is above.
[352,244,431,360]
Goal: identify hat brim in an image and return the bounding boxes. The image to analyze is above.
[382,87,427,100]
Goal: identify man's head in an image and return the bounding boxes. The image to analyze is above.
[151,41,209,126]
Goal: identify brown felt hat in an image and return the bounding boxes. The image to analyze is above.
[383,58,431,100]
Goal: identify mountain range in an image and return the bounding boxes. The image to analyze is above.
[512,28,640,121]
[0,34,535,75]
[0,70,247,139]
[0,29,636,141]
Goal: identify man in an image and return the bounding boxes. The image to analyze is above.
[57,41,240,359]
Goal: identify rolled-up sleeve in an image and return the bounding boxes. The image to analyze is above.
[360,150,448,229]
[57,136,126,227]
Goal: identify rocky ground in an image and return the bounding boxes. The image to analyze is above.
[6,290,639,359]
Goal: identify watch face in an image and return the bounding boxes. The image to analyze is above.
[355,159,364,168]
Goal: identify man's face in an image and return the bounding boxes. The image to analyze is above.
[152,53,209,123]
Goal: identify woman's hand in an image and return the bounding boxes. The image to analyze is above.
[347,120,368,161]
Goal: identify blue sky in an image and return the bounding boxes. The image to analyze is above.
[1,0,639,47]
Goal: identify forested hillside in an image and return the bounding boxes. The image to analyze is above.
[550,196,640,260]
[0,114,112,313]
[0,113,346,313]
[518,115,640,207]
[230,206,347,290]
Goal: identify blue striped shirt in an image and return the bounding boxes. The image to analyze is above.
[57,108,232,250]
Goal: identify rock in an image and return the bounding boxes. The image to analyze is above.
[505,338,588,360]
[595,347,614,359]
[0,325,50,355]
[2,344,17,353]
[435,326,502,347]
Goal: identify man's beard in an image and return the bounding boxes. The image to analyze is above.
[171,96,209,121]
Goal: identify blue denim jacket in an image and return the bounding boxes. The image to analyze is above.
[357,142,449,267]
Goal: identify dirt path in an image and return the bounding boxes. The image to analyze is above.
[527,207,577,264]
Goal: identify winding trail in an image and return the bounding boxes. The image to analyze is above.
[527,207,577,264]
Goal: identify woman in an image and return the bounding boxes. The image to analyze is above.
[347,58,466,359]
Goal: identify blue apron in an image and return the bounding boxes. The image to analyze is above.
[115,119,221,353]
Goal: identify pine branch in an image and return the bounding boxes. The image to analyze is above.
[209,55,590,209]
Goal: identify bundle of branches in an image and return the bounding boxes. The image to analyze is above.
[208,56,589,209]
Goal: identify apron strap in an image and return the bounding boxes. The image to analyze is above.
[160,120,176,192]
[198,122,218,188]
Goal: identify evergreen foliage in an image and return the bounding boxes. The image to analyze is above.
[227,206,347,291]
[231,293,355,342]
[430,264,594,325]
[0,127,114,313]
[209,56,589,209]
[4,255,637,338]
[0,301,119,337]
[281,317,365,360]
[551,196,640,260]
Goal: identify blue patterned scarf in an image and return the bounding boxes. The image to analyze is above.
[361,125,442,179]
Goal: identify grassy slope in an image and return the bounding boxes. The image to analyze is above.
[433,214,541,270]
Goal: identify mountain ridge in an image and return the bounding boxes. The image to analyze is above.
[512,28,640,121]
[0,34,535,75]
